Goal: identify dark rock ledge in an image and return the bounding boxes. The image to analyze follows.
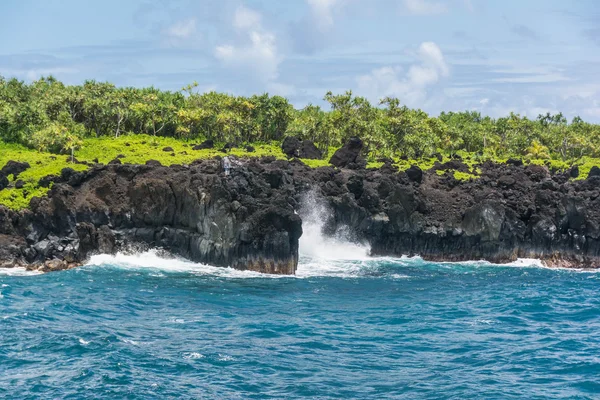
[2,154,600,274]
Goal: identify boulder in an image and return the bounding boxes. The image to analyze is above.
[588,166,600,179]
[162,146,174,152]
[14,180,25,189]
[569,165,579,179]
[329,137,366,169]
[282,136,301,158]
[405,165,423,183]
[1,161,30,179]
[506,158,523,167]
[221,143,235,153]
[299,140,322,159]
[192,139,214,150]
[0,174,8,191]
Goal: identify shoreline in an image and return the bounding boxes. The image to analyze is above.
[2,139,600,274]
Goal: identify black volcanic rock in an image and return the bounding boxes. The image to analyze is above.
[193,140,214,150]
[329,137,366,169]
[0,174,8,191]
[282,136,301,158]
[1,161,30,179]
[405,165,423,183]
[2,158,600,274]
[588,166,600,179]
[569,165,579,179]
[299,140,322,159]
[282,137,321,159]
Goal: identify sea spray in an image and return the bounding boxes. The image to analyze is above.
[297,190,370,261]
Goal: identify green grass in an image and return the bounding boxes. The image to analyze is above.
[3,136,600,210]
[76,135,288,165]
[0,142,87,210]
[0,135,331,210]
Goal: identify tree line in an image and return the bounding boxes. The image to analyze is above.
[1,75,599,163]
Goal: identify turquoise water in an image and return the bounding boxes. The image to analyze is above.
[1,252,599,399]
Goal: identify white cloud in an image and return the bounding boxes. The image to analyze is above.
[490,66,570,84]
[266,82,298,97]
[418,41,449,76]
[402,0,448,15]
[2,67,78,81]
[165,18,196,40]
[233,6,262,30]
[307,0,342,30]
[215,6,281,81]
[356,42,449,106]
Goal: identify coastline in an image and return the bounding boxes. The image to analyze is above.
[2,142,600,274]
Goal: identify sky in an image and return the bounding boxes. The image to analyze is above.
[1,0,600,121]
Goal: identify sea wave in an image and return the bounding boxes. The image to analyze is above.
[0,267,42,277]
[81,249,578,281]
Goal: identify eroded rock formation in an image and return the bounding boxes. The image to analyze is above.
[1,153,600,274]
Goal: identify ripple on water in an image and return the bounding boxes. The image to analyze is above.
[1,249,599,399]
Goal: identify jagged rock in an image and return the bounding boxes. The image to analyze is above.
[282,136,302,158]
[192,140,214,150]
[1,161,30,179]
[405,165,423,183]
[0,174,8,191]
[3,157,600,274]
[588,166,600,179]
[38,175,59,188]
[221,143,235,152]
[506,158,523,167]
[433,160,470,173]
[299,141,322,159]
[569,165,579,179]
[329,137,366,169]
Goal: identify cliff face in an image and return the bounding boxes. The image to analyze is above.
[1,155,600,274]
[0,159,302,274]
[317,161,600,269]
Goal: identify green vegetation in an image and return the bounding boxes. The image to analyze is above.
[2,76,600,162]
[0,142,87,209]
[2,75,600,210]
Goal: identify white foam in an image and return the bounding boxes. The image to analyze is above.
[298,191,371,261]
[0,267,42,276]
[183,352,205,360]
[78,338,90,345]
[86,250,289,279]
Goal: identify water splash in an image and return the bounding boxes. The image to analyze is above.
[87,250,288,279]
[298,190,370,261]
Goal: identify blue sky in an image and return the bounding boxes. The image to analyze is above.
[1,0,599,121]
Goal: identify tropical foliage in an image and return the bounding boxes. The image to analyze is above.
[2,76,600,164]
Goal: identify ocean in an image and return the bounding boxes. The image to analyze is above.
[1,221,600,399]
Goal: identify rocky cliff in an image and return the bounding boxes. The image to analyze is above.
[1,149,600,274]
